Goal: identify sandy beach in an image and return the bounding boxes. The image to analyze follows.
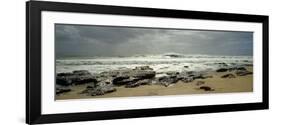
[56,66,253,100]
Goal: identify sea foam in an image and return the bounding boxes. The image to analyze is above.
[56,54,253,77]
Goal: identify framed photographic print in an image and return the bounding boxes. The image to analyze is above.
[26,1,269,124]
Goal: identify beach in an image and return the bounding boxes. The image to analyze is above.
[56,66,253,100]
[55,24,254,100]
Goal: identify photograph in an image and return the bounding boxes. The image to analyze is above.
[55,24,254,100]
[26,1,269,124]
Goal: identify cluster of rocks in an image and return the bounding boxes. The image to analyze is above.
[56,66,157,96]
[156,71,212,87]
[56,66,214,96]
[216,66,253,78]
[56,70,97,86]
[80,83,116,96]
[56,65,253,96]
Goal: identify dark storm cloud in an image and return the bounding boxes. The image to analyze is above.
[55,24,253,57]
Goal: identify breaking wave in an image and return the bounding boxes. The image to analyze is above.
[56,54,253,76]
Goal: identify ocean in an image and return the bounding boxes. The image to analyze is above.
[56,53,253,77]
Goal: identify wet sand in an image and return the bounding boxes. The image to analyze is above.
[56,67,253,100]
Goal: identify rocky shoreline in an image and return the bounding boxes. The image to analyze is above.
[56,65,253,97]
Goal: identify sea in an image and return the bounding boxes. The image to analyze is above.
[56,53,253,77]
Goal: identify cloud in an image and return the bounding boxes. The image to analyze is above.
[55,24,253,57]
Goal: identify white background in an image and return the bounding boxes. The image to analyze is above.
[0,0,279,125]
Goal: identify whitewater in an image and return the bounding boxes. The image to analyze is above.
[56,53,253,77]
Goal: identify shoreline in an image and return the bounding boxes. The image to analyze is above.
[56,66,253,100]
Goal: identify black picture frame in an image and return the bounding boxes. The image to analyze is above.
[26,1,269,124]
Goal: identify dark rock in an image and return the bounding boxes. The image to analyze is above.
[103,68,156,82]
[177,71,210,82]
[97,68,156,86]
[189,72,206,79]
[180,76,193,83]
[73,75,97,85]
[125,79,151,88]
[236,70,253,76]
[236,67,247,71]
[99,79,113,86]
[166,71,180,77]
[184,66,189,68]
[73,70,91,75]
[114,77,139,86]
[229,66,247,71]
[112,76,130,85]
[56,77,72,86]
[81,83,116,96]
[216,68,228,72]
[196,81,205,86]
[158,76,179,87]
[56,70,97,86]
[199,86,214,91]
[86,85,94,89]
[221,73,236,78]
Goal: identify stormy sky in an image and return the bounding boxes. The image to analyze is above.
[55,24,253,57]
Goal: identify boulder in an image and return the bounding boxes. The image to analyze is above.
[56,77,72,86]
[73,70,91,75]
[73,75,97,85]
[176,71,210,82]
[199,86,214,91]
[228,66,247,71]
[216,68,228,72]
[102,68,156,82]
[158,76,179,87]
[112,76,130,85]
[80,83,116,96]
[221,73,236,78]
[125,79,151,88]
[98,78,113,86]
[236,67,247,71]
[96,67,156,87]
[56,70,97,86]
[188,72,206,79]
